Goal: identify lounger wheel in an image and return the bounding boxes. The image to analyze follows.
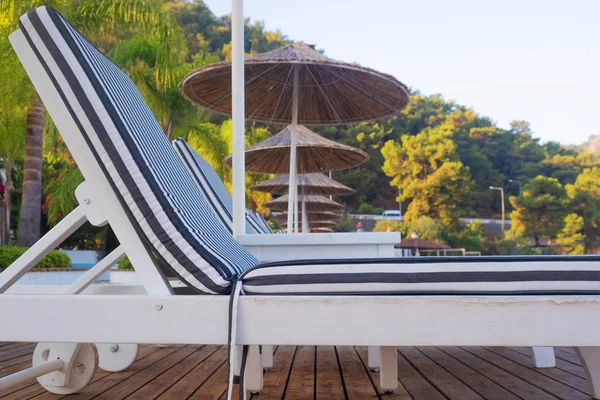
[96,343,138,372]
[33,343,96,394]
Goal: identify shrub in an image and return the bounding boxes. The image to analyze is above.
[0,246,71,269]
[118,257,133,270]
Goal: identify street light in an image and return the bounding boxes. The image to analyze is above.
[489,186,505,232]
[509,179,522,196]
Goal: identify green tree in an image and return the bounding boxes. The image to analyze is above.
[382,126,472,228]
[509,176,567,246]
[556,214,585,255]
[566,168,600,252]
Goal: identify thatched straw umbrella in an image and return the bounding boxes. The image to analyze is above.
[272,211,342,223]
[225,126,368,174]
[256,173,350,232]
[280,221,337,229]
[180,42,409,234]
[252,173,355,196]
[311,227,334,233]
[263,195,345,213]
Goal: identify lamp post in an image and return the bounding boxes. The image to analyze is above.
[489,186,505,232]
[509,179,522,196]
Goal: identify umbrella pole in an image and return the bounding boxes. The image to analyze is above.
[231,0,245,238]
[302,200,309,233]
[287,65,300,234]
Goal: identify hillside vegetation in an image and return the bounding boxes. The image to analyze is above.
[1,0,598,254]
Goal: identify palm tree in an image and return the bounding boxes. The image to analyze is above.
[1,0,182,244]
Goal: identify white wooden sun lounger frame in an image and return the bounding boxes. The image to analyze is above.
[0,28,591,398]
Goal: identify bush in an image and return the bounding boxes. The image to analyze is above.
[0,246,71,269]
[118,257,133,270]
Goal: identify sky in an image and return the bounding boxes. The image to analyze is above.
[203,0,600,146]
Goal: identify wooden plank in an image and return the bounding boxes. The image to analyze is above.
[0,354,34,373]
[285,345,315,399]
[554,348,583,365]
[397,348,446,400]
[419,347,519,400]
[94,346,199,399]
[34,346,178,400]
[128,345,220,400]
[196,358,228,400]
[486,347,589,394]
[508,347,587,379]
[159,346,227,400]
[400,347,483,400]
[336,346,378,400]
[315,346,345,400]
[440,347,556,400]
[355,346,411,400]
[463,347,588,400]
[0,343,35,361]
[557,347,576,355]
[258,346,295,399]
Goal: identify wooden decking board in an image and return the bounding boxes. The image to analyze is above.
[355,346,412,399]
[507,347,587,379]
[418,347,520,400]
[554,348,584,366]
[396,349,446,400]
[463,347,588,400]
[252,345,295,399]
[399,347,483,400]
[285,346,316,399]
[128,345,219,400]
[440,347,555,400]
[1,343,596,400]
[336,346,380,399]
[93,346,198,400]
[165,346,227,400]
[314,346,345,400]
[485,347,589,394]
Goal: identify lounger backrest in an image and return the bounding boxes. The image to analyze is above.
[172,138,271,234]
[17,7,258,294]
[253,212,274,234]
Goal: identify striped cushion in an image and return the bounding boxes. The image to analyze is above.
[242,256,600,295]
[20,7,258,294]
[172,138,268,235]
[253,212,274,234]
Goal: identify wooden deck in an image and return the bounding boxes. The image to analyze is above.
[0,343,591,399]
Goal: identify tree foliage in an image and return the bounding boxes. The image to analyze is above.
[509,176,567,246]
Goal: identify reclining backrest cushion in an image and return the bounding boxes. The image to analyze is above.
[18,7,258,294]
[172,138,270,235]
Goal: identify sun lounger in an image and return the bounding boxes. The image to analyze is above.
[2,7,600,399]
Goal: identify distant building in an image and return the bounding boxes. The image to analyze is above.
[395,232,450,257]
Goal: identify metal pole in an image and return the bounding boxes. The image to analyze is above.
[287,66,300,234]
[302,200,309,233]
[500,187,505,233]
[231,0,245,239]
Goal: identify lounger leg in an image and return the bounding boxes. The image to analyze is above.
[261,345,274,371]
[368,346,380,372]
[245,345,263,394]
[532,346,556,368]
[576,347,600,399]
[379,346,398,394]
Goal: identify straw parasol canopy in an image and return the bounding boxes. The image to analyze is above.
[311,227,334,233]
[252,173,355,196]
[272,211,342,223]
[224,125,368,174]
[180,43,410,125]
[280,221,337,229]
[264,195,345,212]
